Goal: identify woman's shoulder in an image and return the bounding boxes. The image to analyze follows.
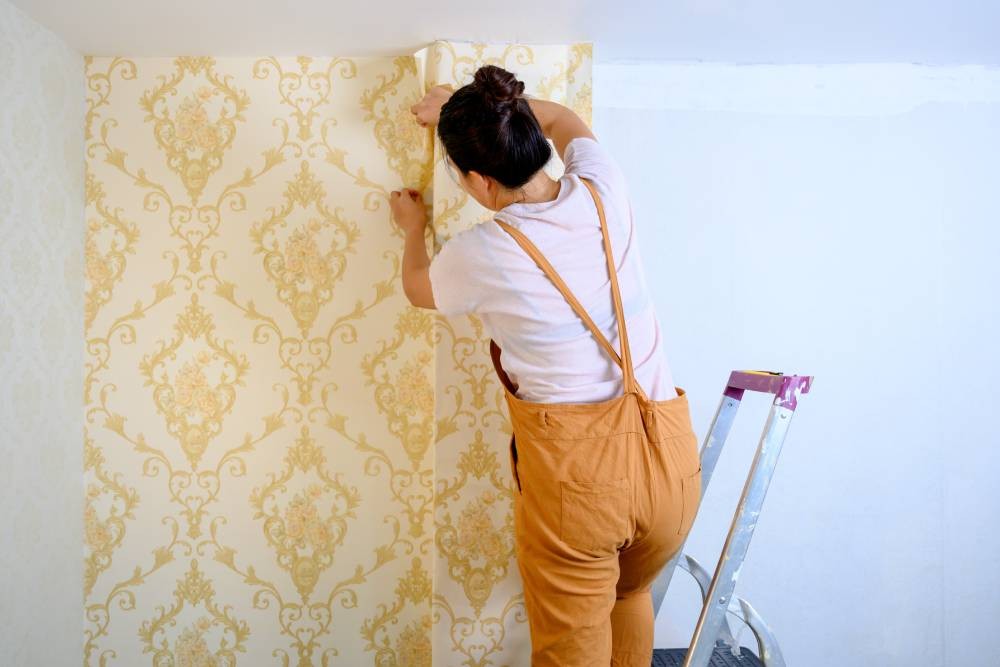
[563,136,628,197]
[433,221,508,268]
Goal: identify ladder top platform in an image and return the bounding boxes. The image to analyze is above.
[724,371,814,410]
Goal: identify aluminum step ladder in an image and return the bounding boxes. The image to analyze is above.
[650,370,814,667]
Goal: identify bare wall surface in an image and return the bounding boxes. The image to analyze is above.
[595,61,1000,667]
[9,0,1000,64]
[0,0,85,664]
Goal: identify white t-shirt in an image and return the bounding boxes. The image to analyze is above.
[428,136,677,404]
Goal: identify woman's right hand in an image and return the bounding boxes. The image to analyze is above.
[410,84,454,128]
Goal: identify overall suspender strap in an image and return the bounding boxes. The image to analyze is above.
[580,176,641,399]
[492,176,646,401]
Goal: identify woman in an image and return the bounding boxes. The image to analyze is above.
[389,65,703,667]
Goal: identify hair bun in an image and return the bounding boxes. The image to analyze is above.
[473,65,525,111]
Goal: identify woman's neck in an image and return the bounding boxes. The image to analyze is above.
[498,172,561,208]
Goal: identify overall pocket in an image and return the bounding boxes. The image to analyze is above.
[559,478,630,555]
[677,466,702,535]
[673,432,703,535]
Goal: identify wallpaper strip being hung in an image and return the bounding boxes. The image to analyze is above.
[83,40,591,666]
[416,40,593,667]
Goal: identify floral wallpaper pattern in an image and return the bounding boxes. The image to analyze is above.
[83,40,591,665]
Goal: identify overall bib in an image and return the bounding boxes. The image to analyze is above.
[489,177,703,666]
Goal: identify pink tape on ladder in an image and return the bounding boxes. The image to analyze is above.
[723,371,814,410]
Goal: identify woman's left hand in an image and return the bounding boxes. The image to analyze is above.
[389,188,427,234]
[410,84,453,128]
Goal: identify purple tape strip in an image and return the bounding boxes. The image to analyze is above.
[725,371,814,410]
[723,385,746,401]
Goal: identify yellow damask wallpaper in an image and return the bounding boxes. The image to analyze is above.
[83,40,591,666]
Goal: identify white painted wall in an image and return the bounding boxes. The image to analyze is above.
[594,62,1000,666]
[0,1,84,663]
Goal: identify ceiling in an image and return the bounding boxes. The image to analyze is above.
[11,0,1000,64]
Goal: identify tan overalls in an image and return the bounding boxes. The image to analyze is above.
[489,177,703,666]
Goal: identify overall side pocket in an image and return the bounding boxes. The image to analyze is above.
[674,432,703,535]
[508,434,522,495]
[559,478,630,555]
[677,466,702,535]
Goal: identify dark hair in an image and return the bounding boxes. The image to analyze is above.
[437,65,552,190]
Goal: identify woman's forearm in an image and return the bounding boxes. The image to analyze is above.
[402,228,433,306]
[403,228,430,275]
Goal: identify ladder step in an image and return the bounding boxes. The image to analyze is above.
[651,647,764,667]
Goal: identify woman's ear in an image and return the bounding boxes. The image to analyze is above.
[464,170,483,189]
[464,170,487,197]
[461,170,503,210]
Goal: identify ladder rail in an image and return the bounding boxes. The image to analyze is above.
[682,400,795,667]
[651,371,813,667]
[651,391,742,612]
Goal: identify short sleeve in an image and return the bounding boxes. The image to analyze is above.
[563,136,627,192]
[428,228,482,317]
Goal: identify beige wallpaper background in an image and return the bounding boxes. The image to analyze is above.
[83,41,591,665]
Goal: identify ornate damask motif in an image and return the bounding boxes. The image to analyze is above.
[139,293,249,470]
[249,160,361,338]
[137,560,250,666]
[139,57,250,204]
[83,435,139,597]
[250,426,361,599]
[361,309,436,469]
[84,162,140,329]
[83,43,591,666]
[360,56,434,193]
[435,488,515,614]
[252,56,357,141]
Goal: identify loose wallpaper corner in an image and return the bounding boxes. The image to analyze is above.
[83,41,591,666]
